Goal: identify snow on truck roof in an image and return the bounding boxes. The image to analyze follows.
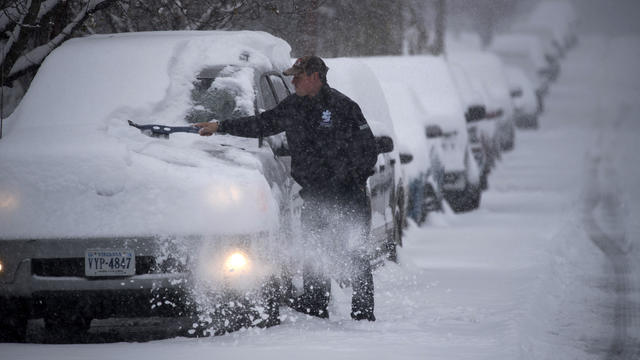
[6,31,292,137]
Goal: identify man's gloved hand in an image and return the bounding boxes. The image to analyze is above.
[194,121,219,136]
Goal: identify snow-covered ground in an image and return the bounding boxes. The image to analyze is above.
[3,35,640,360]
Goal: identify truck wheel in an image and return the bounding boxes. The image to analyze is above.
[385,214,400,263]
[0,298,28,343]
[445,184,481,213]
[480,171,489,191]
[0,315,28,343]
[420,184,442,223]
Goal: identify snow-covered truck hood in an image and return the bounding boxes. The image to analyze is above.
[0,31,293,239]
[0,136,279,239]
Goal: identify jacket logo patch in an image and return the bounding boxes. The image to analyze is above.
[320,110,332,128]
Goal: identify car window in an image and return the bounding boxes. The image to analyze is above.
[186,65,256,123]
[259,75,278,111]
[259,73,291,154]
[269,75,291,102]
[260,73,291,111]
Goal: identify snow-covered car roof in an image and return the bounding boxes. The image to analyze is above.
[0,31,294,239]
[489,34,549,71]
[448,61,486,109]
[323,57,402,182]
[362,55,469,173]
[375,80,436,180]
[448,50,513,116]
[362,55,467,134]
[324,58,396,140]
[6,31,291,135]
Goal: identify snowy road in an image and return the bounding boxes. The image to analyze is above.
[3,36,640,360]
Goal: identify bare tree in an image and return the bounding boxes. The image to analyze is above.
[431,0,446,55]
[92,0,258,33]
[0,0,116,86]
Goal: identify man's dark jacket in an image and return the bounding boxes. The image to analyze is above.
[219,83,379,197]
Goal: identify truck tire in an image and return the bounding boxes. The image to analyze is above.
[0,298,28,343]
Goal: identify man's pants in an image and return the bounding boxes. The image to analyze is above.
[297,189,374,319]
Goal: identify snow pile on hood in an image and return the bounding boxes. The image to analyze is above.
[0,31,293,239]
[210,66,256,116]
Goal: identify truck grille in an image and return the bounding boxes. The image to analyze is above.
[31,256,183,277]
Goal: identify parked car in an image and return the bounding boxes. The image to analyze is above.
[324,57,406,262]
[363,56,481,213]
[0,31,311,342]
[449,50,516,152]
[488,33,553,109]
[504,65,540,129]
[448,61,497,191]
[368,75,444,224]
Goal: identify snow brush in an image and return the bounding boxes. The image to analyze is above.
[127,120,200,139]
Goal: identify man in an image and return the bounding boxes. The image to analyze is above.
[195,56,379,321]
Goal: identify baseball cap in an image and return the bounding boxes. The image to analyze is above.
[283,56,329,77]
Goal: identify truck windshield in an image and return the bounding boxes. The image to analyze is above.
[186,65,256,123]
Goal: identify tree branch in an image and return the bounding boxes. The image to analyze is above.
[6,0,116,84]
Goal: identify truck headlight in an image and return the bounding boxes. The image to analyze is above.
[0,191,18,210]
[0,259,3,273]
[224,251,249,275]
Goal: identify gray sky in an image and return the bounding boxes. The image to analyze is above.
[573,0,640,35]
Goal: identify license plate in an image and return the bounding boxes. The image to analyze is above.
[85,249,135,277]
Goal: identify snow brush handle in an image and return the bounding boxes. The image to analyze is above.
[127,120,200,138]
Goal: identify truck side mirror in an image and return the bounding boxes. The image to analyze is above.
[399,153,413,164]
[376,136,394,154]
[465,105,486,123]
[425,125,443,139]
